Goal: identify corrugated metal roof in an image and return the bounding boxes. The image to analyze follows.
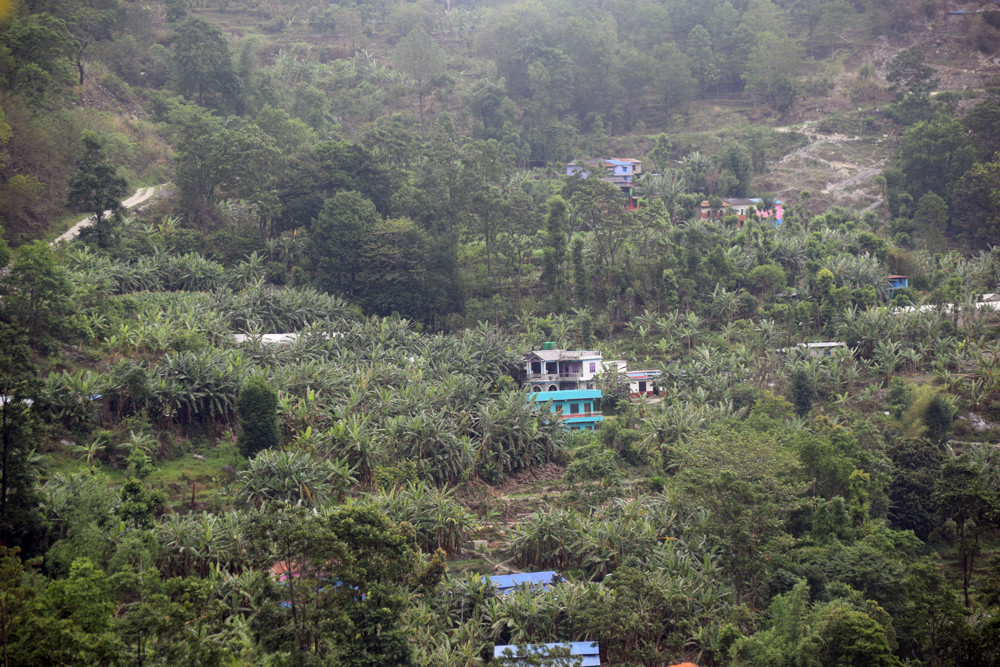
[523,350,563,362]
[523,349,602,361]
[494,641,600,665]
[527,390,603,402]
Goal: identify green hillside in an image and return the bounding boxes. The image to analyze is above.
[2,1,1000,665]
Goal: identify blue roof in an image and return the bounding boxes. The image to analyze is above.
[488,571,564,593]
[526,390,603,402]
[494,642,600,665]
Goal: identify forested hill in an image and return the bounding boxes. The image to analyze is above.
[2,0,999,244]
[5,1,1000,666]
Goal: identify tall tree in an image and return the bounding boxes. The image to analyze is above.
[913,192,948,254]
[310,191,379,298]
[952,156,1000,248]
[0,325,43,554]
[896,117,974,208]
[685,24,718,93]
[246,505,417,666]
[572,238,589,307]
[648,133,673,174]
[0,242,73,340]
[743,31,805,113]
[66,131,127,249]
[393,26,445,125]
[358,217,453,323]
[541,196,569,310]
[170,16,239,112]
[167,103,226,223]
[933,456,997,607]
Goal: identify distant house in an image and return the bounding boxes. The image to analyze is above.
[624,369,662,397]
[488,571,565,595]
[566,157,643,208]
[699,198,783,225]
[522,345,624,392]
[493,641,601,665]
[888,275,909,292]
[526,389,603,430]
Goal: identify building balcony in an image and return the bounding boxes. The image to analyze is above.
[559,411,602,419]
[527,373,560,383]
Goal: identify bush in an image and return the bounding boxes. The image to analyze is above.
[237,376,281,458]
[789,369,815,418]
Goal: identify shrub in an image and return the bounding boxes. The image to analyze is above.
[237,376,281,458]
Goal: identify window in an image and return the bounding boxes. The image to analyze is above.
[589,362,596,373]
[570,403,580,414]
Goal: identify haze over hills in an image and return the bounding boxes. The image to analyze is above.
[3,1,1000,666]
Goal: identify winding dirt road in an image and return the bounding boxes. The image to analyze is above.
[53,184,161,245]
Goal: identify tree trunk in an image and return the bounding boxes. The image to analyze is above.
[76,40,89,86]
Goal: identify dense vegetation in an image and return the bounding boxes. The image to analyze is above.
[3,0,1000,665]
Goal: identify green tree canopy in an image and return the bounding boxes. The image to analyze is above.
[393,26,445,125]
[67,131,128,249]
[170,16,239,112]
[743,31,804,113]
[310,190,380,298]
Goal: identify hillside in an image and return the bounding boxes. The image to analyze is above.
[3,1,1000,666]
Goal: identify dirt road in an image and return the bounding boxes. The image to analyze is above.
[771,121,888,212]
[52,184,161,245]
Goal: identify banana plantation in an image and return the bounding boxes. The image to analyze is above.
[1,205,999,666]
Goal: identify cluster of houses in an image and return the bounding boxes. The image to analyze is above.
[698,197,784,225]
[563,155,786,226]
[519,344,661,430]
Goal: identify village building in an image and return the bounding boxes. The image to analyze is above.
[699,197,784,225]
[521,344,625,392]
[525,389,604,430]
[566,157,643,209]
[888,275,909,292]
[624,369,663,397]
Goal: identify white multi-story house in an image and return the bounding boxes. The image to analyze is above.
[522,344,625,392]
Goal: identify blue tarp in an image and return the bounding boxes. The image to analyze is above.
[488,571,564,594]
[493,641,600,665]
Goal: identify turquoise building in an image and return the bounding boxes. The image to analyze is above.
[525,389,603,431]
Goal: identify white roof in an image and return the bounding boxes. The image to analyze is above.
[232,332,343,346]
